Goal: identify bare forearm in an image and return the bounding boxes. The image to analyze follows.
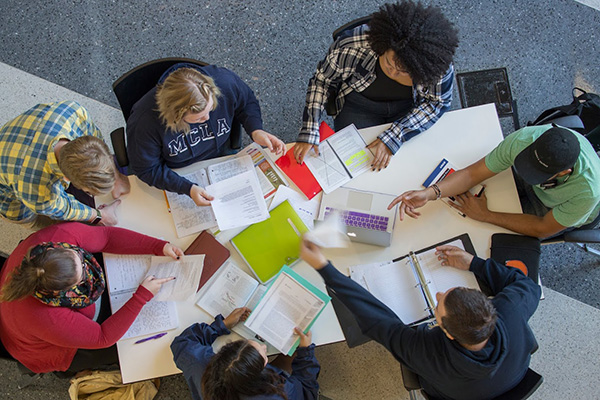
[437,168,482,198]
[482,211,563,238]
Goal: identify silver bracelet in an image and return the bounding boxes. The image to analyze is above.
[431,184,442,200]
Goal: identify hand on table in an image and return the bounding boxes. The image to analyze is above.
[435,245,474,270]
[251,129,285,155]
[387,188,433,220]
[294,328,312,348]
[448,190,490,222]
[98,199,121,226]
[293,142,319,164]
[163,243,184,260]
[224,307,251,329]
[299,238,328,270]
[367,139,392,171]
[190,184,214,207]
[141,275,176,296]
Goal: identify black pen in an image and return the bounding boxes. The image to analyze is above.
[475,186,485,197]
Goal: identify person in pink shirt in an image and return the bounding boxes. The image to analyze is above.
[0,222,183,375]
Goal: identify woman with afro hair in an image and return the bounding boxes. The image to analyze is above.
[295,1,459,171]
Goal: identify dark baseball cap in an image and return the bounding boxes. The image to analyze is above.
[513,126,580,185]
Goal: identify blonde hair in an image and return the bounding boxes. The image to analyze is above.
[155,67,221,134]
[58,136,115,196]
[0,247,78,302]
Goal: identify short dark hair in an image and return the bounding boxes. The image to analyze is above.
[367,1,459,85]
[201,340,287,400]
[441,287,497,346]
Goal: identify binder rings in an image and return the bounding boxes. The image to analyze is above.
[231,200,309,283]
[348,233,479,326]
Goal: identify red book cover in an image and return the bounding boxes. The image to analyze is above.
[275,122,336,200]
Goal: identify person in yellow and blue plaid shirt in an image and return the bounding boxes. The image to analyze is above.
[0,101,127,226]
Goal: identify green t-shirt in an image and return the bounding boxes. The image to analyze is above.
[485,125,600,228]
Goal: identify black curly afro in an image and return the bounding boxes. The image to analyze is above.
[367,1,459,85]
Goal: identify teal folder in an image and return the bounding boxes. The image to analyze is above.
[250,265,331,356]
[231,200,309,283]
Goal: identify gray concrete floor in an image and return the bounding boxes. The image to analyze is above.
[1,0,599,399]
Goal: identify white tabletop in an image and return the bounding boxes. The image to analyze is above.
[109,103,521,383]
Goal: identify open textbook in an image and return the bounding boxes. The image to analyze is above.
[167,143,286,237]
[303,124,374,193]
[349,234,479,325]
[104,254,205,339]
[197,262,330,355]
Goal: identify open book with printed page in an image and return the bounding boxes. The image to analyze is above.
[166,143,288,238]
[347,233,479,326]
[196,262,330,355]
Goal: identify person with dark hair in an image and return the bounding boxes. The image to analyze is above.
[295,1,459,170]
[171,307,320,400]
[0,222,183,374]
[0,101,130,226]
[127,64,285,207]
[300,239,541,400]
[389,124,600,238]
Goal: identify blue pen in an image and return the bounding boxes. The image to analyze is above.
[134,332,168,344]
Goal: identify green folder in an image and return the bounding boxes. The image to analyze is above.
[231,200,309,283]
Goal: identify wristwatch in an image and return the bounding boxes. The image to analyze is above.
[91,209,102,225]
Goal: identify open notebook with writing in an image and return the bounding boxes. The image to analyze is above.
[348,233,478,326]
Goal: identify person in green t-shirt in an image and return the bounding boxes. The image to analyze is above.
[388,125,600,239]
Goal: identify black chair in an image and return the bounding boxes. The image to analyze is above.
[324,16,372,116]
[110,57,243,171]
[401,364,543,400]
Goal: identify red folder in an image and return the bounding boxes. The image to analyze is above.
[275,122,336,200]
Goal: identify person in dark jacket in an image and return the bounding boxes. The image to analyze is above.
[171,307,320,400]
[300,239,541,400]
[126,63,285,207]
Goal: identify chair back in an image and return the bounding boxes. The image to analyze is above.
[112,57,209,121]
[325,15,373,116]
[402,362,543,400]
[332,15,372,40]
[492,368,543,400]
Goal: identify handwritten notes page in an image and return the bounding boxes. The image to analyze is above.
[196,261,260,316]
[416,239,479,307]
[166,169,217,238]
[104,254,178,340]
[353,261,429,324]
[147,255,205,302]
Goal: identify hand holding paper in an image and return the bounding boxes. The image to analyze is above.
[303,210,350,248]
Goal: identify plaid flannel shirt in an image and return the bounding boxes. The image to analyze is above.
[298,24,454,154]
[0,101,102,223]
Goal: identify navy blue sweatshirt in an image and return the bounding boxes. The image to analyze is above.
[171,315,321,400]
[126,63,264,195]
[318,257,541,400]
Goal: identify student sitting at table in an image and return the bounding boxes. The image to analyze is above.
[171,307,320,400]
[0,101,129,227]
[126,63,285,207]
[0,222,183,375]
[294,1,459,170]
[300,238,541,400]
[388,124,600,238]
